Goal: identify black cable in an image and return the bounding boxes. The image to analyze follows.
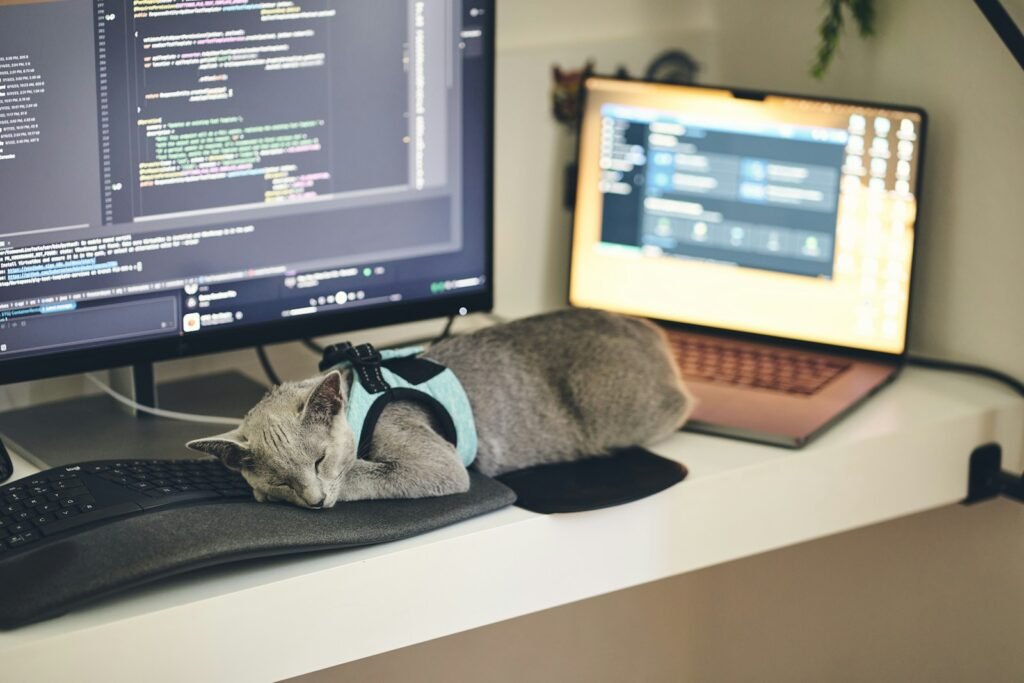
[301,338,324,355]
[906,355,1024,397]
[301,311,496,360]
[255,345,282,386]
[0,436,13,485]
[974,0,1024,71]
[432,314,456,345]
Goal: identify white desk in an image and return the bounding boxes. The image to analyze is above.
[0,368,1021,682]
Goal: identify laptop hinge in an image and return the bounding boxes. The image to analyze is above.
[962,443,1024,505]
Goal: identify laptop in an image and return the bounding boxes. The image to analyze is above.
[569,77,927,447]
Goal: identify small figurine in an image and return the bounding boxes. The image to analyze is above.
[550,61,594,128]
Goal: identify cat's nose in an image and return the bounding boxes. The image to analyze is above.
[307,494,326,509]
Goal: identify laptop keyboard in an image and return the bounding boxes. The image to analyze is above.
[670,337,852,396]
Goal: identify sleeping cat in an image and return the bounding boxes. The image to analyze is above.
[187,308,694,508]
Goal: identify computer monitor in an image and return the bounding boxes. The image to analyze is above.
[0,0,493,386]
[570,77,925,356]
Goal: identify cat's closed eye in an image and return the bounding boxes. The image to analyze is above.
[314,454,326,474]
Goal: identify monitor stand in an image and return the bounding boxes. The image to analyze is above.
[0,364,268,470]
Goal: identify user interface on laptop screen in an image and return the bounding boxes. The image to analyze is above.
[569,78,924,355]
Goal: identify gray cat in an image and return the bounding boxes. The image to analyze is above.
[187,309,694,508]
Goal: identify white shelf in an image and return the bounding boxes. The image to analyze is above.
[1,368,1021,682]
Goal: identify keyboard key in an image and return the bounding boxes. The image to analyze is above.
[7,534,30,547]
[56,508,79,520]
[57,485,88,498]
[32,514,55,526]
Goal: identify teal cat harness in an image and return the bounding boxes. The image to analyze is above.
[319,342,478,467]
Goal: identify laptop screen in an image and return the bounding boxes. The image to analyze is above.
[569,78,925,355]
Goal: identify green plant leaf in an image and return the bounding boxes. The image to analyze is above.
[811,0,845,79]
[847,0,876,36]
[811,0,875,78]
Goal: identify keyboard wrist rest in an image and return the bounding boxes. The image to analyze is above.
[0,471,515,629]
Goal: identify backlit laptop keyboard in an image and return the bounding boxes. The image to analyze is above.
[669,337,851,396]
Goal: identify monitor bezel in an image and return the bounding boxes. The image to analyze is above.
[0,0,495,386]
[568,74,928,364]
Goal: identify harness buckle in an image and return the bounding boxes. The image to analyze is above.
[319,342,382,372]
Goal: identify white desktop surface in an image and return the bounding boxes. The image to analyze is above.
[0,368,1021,682]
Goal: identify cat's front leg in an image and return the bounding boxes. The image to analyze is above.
[334,453,470,502]
[332,456,464,501]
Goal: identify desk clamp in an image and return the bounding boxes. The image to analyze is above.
[963,443,1024,505]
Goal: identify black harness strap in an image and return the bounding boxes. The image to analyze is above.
[356,389,459,460]
[319,342,389,394]
[320,342,458,461]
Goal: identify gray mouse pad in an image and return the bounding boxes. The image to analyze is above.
[0,471,515,629]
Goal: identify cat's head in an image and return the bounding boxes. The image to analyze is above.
[187,370,355,508]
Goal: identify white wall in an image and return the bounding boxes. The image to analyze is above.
[492,1,713,319]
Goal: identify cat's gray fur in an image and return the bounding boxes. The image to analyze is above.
[187,309,694,508]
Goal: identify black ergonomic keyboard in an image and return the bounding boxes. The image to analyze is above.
[0,458,515,629]
[0,459,251,555]
[670,338,852,396]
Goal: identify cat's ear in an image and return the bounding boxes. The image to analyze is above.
[186,430,251,471]
[302,370,345,426]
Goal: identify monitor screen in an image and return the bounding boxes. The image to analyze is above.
[570,77,925,356]
[0,0,492,383]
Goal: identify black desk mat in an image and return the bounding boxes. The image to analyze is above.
[498,447,687,514]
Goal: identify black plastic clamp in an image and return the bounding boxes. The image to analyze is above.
[963,443,1024,505]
